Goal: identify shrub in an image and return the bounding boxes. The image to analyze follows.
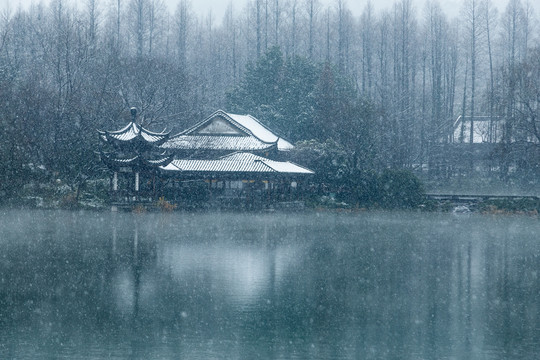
[335,169,425,209]
[378,169,425,208]
[336,169,379,206]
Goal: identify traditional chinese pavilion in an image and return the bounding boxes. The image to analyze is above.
[99,109,313,209]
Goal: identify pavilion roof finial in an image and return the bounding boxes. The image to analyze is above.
[130,107,137,123]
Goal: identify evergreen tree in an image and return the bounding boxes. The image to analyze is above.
[227,46,318,141]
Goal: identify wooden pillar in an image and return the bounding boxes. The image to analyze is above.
[111,172,119,212]
[135,172,140,192]
[152,174,156,199]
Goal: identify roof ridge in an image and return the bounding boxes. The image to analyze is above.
[219,151,265,161]
[229,112,294,149]
[220,112,259,139]
[226,112,279,145]
[102,121,135,135]
[139,124,170,136]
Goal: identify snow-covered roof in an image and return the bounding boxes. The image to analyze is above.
[163,110,294,151]
[227,113,280,144]
[262,158,313,174]
[161,152,313,175]
[98,122,170,145]
[452,116,503,144]
[101,152,174,169]
[161,135,274,151]
[277,138,294,151]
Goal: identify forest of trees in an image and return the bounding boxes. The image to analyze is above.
[0,0,539,200]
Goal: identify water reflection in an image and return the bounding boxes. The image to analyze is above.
[0,210,539,359]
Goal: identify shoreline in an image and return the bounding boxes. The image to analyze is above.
[2,196,539,217]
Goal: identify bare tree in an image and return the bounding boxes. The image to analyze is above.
[273,0,280,46]
[85,0,101,49]
[174,0,190,67]
[500,0,525,150]
[336,0,347,73]
[484,0,498,142]
[129,0,146,58]
[290,0,298,56]
[305,0,320,59]
[224,2,238,83]
[392,0,418,168]
[256,0,262,58]
[147,0,165,56]
[360,1,374,96]
[461,0,485,170]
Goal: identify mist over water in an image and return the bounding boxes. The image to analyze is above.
[1,210,539,359]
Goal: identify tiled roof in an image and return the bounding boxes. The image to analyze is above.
[163,110,294,151]
[163,159,273,173]
[101,152,174,168]
[161,135,274,151]
[262,159,314,174]
[161,152,314,175]
[226,113,280,143]
[222,152,267,161]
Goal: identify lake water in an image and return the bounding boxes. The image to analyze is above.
[0,210,539,359]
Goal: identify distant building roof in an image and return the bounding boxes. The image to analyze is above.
[162,110,294,152]
[161,152,313,175]
[452,116,504,144]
